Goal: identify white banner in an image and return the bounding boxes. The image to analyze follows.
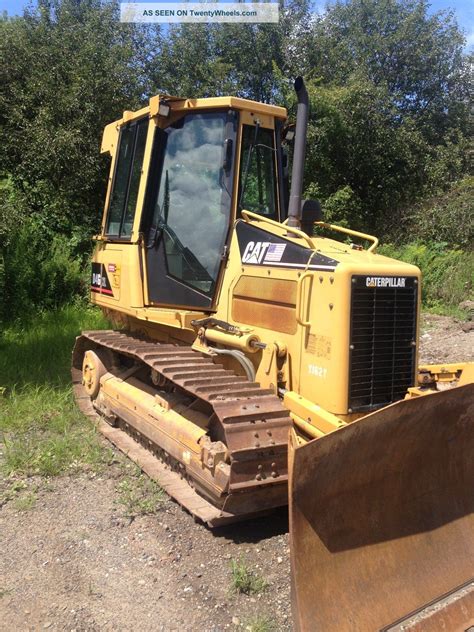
[120,2,279,23]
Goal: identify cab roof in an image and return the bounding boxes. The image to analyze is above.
[101,94,287,155]
[120,94,287,125]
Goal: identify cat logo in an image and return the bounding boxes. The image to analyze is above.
[366,276,406,288]
[242,241,272,264]
[242,241,287,264]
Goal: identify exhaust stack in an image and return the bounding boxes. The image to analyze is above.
[287,77,309,228]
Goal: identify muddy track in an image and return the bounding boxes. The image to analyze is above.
[72,330,291,525]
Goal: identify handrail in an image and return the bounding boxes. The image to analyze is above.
[240,209,315,249]
[314,221,379,252]
[296,271,313,327]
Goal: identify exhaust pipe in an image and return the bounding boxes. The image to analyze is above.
[287,76,309,228]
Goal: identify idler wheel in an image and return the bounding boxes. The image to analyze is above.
[82,349,108,399]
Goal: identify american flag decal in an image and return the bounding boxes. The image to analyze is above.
[263,243,286,263]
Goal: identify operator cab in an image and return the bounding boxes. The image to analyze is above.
[99,95,288,310]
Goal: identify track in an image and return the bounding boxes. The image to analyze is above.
[72,330,292,526]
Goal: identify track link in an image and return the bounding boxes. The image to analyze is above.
[72,330,292,525]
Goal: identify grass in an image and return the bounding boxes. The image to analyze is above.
[379,241,473,316]
[116,464,166,517]
[13,491,37,511]
[243,614,276,632]
[0,305,111,479]
[230,557,268,595]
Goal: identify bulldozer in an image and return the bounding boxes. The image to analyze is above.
[72,77,474,630]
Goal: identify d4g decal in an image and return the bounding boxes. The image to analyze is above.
[91,262,114,296]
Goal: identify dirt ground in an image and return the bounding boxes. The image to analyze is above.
[1,314,472,632]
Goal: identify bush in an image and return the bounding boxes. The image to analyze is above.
[1,218,89,323]
[409,177,474,249]
[380,241,473,312]
[385,177,474,249]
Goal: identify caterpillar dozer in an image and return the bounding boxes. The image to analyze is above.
[73,78,474,630]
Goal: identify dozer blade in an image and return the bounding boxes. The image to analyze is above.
[289,384,474,632]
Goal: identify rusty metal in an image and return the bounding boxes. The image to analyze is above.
[72,330,291,525]
[290,383,474,631]
[385,580,474,631]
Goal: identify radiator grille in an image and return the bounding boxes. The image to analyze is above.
[349,276,418,412]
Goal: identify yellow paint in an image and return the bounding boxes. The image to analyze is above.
[90,90,471,427]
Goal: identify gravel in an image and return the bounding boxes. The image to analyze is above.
[1,314,472,631]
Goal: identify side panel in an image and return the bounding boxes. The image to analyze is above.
[91,242,144,309]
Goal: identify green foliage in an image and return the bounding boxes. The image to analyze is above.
[0,0,471,320]
[1,219,88,322]
[0,305,108,388]
[320,186,362,227]
[151,3,311,100]
[397,177,474,249]
[243,614,276,632]
[13,491,37,511]
[229,557,268,595]
[305,0,470,140]
[0,0,154,253]
[0,306,110,477]
[380,242,473,311]
[303,79,429,231]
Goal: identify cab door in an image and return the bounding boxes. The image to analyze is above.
[141,110,237,310]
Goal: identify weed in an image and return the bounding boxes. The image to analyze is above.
[13,492,37,511]
[0,479,27,506]
[88,581,102,597]
[230,557,268,595]
[116,471,166,517]
[243,614,276,632]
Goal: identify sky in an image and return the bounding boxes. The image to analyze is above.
[1,0,473,49]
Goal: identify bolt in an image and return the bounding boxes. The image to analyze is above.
[271,471,278,478]
[256,474,262,481]
[267,430,272,436]
[330,277,334,284]
[255,441,260,447]
[319,276,323,283]
[254,432,259,438]
[271,462,276,468]
[349,344,355,350]
[257,464,263,471]
[329,303,334,310]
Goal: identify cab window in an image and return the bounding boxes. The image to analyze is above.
[147,112,230,296]
[238,124,278,220]
[106,118,148,238]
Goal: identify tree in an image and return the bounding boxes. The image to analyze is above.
[305,0,471,143]
[302,79,428,231]
[0,0,153,238]
[149,0,312,101]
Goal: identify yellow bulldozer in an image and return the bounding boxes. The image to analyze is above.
[72,78,474,630]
